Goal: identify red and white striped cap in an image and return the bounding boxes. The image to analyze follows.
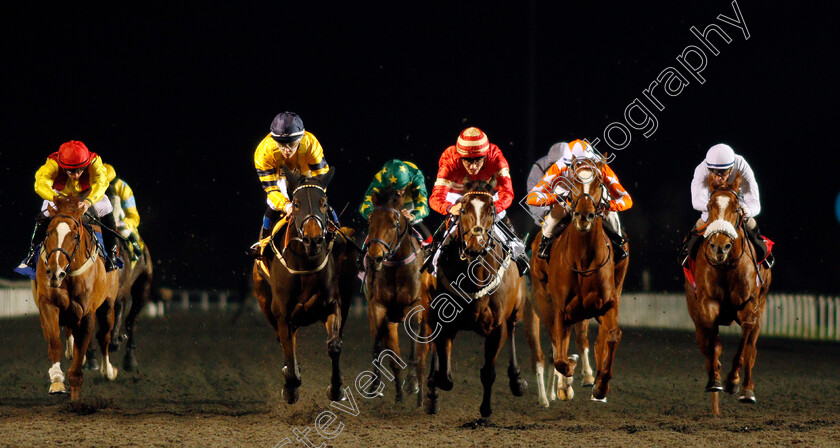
[456,127,490,157]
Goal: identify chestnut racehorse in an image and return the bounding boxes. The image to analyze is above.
[363,187,424,404]
[685,172,771,415]
[529,157,629,403]
[421,180,528,417]
[33,195,120,400]
[252,168,354,403]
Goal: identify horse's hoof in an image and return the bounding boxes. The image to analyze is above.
[479,402,492,418]
[49,382,67,395]
[434,372,454,392]
[724,381,739,395]
[282,386,299,404]
[102,365,118,381]
[84,357,100,371]
[402,377,420,395]
[590,385,606,402]
[590,394,607,403]
[423,394,439,415]
[582,376,596,388]
[739,390,756,404]
[509,378,527,397]
[704,379,723,392]
[123,354,138,372]
[327,385,346,402]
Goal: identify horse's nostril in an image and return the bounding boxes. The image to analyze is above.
[375,256,384,264]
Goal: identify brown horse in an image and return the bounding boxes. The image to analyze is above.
[252,168,353,403]
[107,234,153,372]
[685,172,771,415]
[33,194,120,400]
[421,180,528,417]
[529,157,629,403]
[363,187,424,403]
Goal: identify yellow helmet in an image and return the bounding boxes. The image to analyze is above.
[104,163,116,183]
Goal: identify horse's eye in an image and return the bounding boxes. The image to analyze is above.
[393,221,400,229]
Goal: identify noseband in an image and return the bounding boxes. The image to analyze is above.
[457,191,496,259]
[366,206,412,264]
[44,214,82,273]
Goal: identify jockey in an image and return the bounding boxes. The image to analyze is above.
[681,143,771,267]
[526,139,633,261]
[103,164,144,261]
[17,140,122,272]
[359,159,433,246]
[525,141,570,225]
[428,127,529,276]
[247,111,334,258]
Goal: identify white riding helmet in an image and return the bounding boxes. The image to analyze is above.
[569,139,599,161]
[705,143,736,169]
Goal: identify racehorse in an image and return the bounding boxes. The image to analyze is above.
[33,194,120,400]
[363,187,424,404]
[685,172,771,415]
[421,180,528,417]
[252,167,353,403]
[106,234,153,372]
[529,157,629,403]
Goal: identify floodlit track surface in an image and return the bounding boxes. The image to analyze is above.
[2,311,839,447]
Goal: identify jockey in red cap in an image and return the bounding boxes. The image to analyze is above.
[16,140,123,273]
[426,127,528,276]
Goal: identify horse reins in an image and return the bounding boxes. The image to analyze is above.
[365,206,417,267]
[271,183,336,275]
[40,214,99,276]
[457,191,496,260]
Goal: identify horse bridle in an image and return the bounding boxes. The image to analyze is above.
[43,214,84,273]
[457,191,496,259]
[286,183,331,250]
[703,188,746,268]
[562,169,612,275]
[366,206,411,263]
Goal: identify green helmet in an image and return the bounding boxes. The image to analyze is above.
[378,160,412,190]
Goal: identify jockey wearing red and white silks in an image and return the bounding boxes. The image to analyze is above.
[429,127,514,217]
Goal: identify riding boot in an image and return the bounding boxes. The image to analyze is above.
[537,234,554,260]
[743,221,768,264]
[126,231,142,261]
[604,227,628,262]
[19,216,49,269]
[680,230,702,268]
[101,212,123,272]
[247,208,282,259]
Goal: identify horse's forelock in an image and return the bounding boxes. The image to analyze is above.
[372,187,401,208]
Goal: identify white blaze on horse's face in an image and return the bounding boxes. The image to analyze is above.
[54,222,71,266]
[577,168,594,195]
[705,194,738,262]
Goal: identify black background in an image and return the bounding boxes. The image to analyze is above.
[1,1,837,294]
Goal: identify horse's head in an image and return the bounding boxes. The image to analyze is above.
[42,195,85,288]
[567,157,606,233]
[704,171,743,264]
[458,180,496,258]
[366,187,407,271]
[285,167,335,257]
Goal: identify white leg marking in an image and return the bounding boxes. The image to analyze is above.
[535,362,549,407]
[65,334,74,360]
[101,353,118,380]
[49,362,64,383]
[581,347,595,386]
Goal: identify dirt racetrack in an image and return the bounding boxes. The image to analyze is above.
[2,308,839,448]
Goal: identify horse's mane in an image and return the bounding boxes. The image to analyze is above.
[372,187,402,208]
[463,180,494,195]
[51,194,83,217]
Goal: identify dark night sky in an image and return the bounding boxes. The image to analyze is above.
[1,1,837,294]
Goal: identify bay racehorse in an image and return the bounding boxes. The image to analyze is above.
[33,194,120,400]
[363,187,424,404]
[421,180,528,417]
[106,233,153,372]
[529,157,629,403]
[252,167,354,403]
[685,172,771,415]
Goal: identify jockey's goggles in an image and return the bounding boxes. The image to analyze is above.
[461,156,485,165]
[709,168,731,177]
[65,168,86,175]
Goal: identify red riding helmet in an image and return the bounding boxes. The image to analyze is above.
[455,127,490,158]
[57,140,93,169]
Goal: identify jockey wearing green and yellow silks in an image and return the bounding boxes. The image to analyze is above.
[17,140,122,272]
[248,111,333,257]
[103,163,144,261]
[359,159,433,245]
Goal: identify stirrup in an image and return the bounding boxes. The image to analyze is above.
[761,253,775,269]
[537,236,553,259]
[246,241,262,259]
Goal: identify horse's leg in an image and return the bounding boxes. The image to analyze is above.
[39,303,66,395]
[479,324,507,418]
[69,313,96,401]
[109,294,126,352]
[432,335,454,391]
[507,320,527,397]
[523,299,548,407]
[276,320,301,404]
[384,322,404,402]
[574,319,595,387]
[550,317,577,401]
[423,349,439,414]
[95,298,118,381]
[412,315,432,408]
[325,311,344,402]
[403,314,421,397]
[733,300,762,403]
[124,271,151,372]
[367,302,387,398]
[64,327,74,361]
[591,305,622,402]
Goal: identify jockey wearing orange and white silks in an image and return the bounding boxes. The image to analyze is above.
[526,139,632,239]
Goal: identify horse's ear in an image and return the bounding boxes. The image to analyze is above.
[283,166,300,193]
[316,166,335,187]
[707,171,717,191]
[729,170,742,192]
[488,177,497,190]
